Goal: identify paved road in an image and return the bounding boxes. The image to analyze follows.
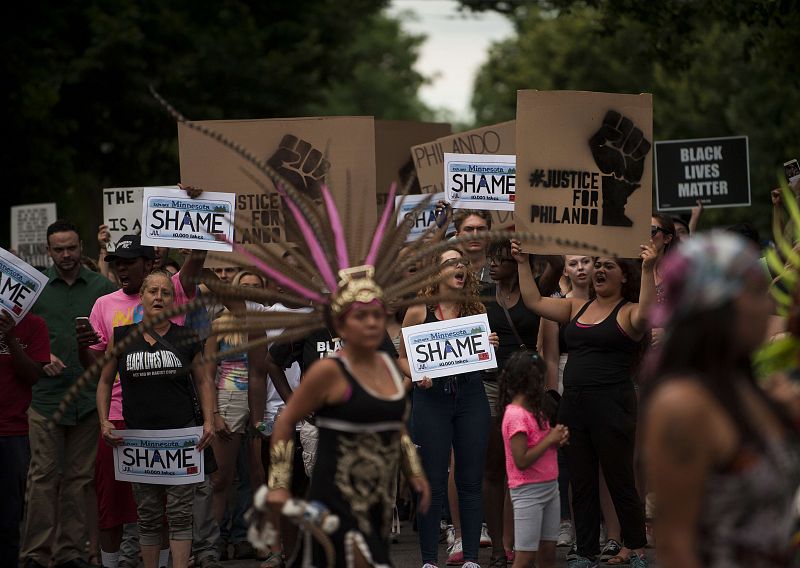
[219,528,574,568]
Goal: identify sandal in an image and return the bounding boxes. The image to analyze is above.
[261,551,286,568]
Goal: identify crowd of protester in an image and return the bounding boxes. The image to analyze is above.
[2,185,800,568]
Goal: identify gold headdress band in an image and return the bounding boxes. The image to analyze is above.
[329,265,384,318]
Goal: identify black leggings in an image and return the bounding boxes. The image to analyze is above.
[559,383,646,557]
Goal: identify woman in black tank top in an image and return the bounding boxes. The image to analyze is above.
[264,301,431,567]
[512,240,657,568]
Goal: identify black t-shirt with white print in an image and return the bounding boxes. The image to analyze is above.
[115,323,202,430]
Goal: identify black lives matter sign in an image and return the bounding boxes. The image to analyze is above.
[655,136,750,211]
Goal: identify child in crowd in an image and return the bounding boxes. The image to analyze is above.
[499,351,569,568]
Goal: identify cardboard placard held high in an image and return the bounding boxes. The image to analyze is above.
[515,91,653,257]
[178,117,377,267]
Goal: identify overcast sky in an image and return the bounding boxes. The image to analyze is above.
[387,0,514,123]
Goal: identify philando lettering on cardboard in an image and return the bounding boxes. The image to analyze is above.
[402,314,497,382]
[140,187,236,252]
[0,247,48,323]
[112,427,204,485]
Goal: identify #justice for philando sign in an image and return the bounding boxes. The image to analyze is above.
[402,314,497,382]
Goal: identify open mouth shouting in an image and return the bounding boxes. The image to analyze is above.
[453,270,466,286]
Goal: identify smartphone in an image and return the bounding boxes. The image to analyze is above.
[784,159,800,183]
[75,317,93,331]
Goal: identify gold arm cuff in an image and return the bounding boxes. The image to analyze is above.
[400,433,424,479]
[267,439,295,491]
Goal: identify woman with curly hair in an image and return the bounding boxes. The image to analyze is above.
[398,245,498,568]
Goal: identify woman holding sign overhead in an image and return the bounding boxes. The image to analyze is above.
[96,270,215,568]
[512,240,657,568]
[398,245,499,568]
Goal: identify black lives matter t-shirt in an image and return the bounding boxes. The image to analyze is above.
[269,328,397,373]
[115,324,202,430]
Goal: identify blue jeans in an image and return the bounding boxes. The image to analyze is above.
[412,372,490,564]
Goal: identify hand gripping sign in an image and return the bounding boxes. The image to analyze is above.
[402,314,497,382]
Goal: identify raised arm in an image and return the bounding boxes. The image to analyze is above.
[627,242,657,335]
[688,200,703,235]
[179,250,208,300]
[538,255,565,297]
[511,240,574,324]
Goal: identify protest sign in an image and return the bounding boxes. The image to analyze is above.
[375,120,451,209]
[10,203,56,268]
[102,187,145,251]
[140,187,236,252]
[443,153,516,211]
[655,136,750,211]
[516,91,653,257]
[178,117,377,267]
[402,313,497,382]
[395,192,455,242]
[411,121,516,229]
[0,247,48,323]
[112,427,204,485]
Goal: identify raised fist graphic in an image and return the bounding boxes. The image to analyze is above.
[589,111,651,227]
[267,134,330,200]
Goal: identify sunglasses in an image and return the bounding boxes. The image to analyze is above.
[440,258,471,269]
[650,225,671,237]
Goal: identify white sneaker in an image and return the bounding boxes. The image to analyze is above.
[446,539,464,566]
[480,523,492,548]
[422,564,439,568]
[446,524,456,547]
[557,519,574,547]
[462,563,481,568]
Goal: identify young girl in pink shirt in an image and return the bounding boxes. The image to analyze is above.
[500,352,570,568]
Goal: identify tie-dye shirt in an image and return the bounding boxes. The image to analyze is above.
[216,340,248,391]
[89,272,188,421]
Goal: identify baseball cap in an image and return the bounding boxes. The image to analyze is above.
[104,235,155,262]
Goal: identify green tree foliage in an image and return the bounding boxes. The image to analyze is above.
[2,0,430,251]
[466,1,800,235]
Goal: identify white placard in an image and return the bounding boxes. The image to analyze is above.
[395,192,455,242]
[102,187,147,251]
[112,427,204,485]
[10,203,57,268]
[141,187,235,251]
[0,247,48,323]
[443,153,516,211]
[402,313,497,382]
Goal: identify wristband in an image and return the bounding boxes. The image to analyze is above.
[267,439,295,491]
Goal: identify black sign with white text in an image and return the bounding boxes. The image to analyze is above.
[655,136,750,211]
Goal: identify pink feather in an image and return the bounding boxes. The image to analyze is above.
[275,185,338,291]
[365,182,397,266]
[320,184,349,271]
[224,239,326,303]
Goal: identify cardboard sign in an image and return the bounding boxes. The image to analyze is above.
[411,121,516,230]
[103,187,145,251]
[375,120,451,209]
[140,187,236,252]
[402,314,497,382]
[10,203,57,268]
[178,117,377,267]
[515,91,653,257]
[0,247,48,323]
[444,153,516,211]
[395,192,455,242]
[655,136,750,211]
[112,427,204,485]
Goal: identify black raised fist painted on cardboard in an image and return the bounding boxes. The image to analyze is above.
[266,134,331,242]
[589,111,651,227]
[267,134,331,200]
